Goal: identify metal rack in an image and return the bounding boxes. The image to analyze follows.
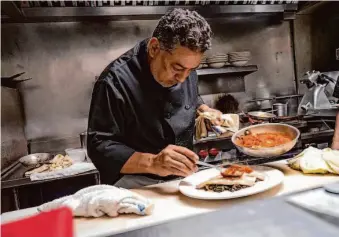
[1,1,298,23]
[197,65,258,76]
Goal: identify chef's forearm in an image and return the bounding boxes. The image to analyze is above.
[120,152,155,174]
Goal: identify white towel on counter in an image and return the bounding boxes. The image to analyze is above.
[30,162,97,181]
[38,185,154,217]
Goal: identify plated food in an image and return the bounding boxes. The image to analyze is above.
[25,154,73,176]
[179,165,284,200]
[197,165,265,193]
[235,132,292,149]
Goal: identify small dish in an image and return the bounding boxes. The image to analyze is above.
[231,61,248,66]
[209,62,225,68]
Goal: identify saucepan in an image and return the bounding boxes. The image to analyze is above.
[247,111,277,121]
[231,123,300,158]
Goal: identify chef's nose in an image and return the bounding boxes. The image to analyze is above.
[176,70,190,83]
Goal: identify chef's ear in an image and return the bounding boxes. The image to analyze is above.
[148,37,161,58]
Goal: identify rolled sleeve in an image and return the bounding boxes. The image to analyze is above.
[87,78,135,184]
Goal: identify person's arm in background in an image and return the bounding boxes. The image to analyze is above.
[87,78,198,184]
[331,112,339,150]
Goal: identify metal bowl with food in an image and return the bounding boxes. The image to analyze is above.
[19,153,52,166]
[231,123,300,158]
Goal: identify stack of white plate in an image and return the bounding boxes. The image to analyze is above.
[228,51,251,66]
[199,56,208,69]
[206,54,228,68]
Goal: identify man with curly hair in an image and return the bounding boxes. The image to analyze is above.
[87,9,220,188]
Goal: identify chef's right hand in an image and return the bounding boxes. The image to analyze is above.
[150,145,198,177]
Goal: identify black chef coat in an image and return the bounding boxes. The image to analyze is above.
[87,39,203,184]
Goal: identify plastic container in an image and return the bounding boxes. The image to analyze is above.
[65,148,86,163]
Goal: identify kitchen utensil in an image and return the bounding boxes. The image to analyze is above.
[1,72,32,89]
[179,165,284,200]
[208,62,225,68]
[19,153,52,166]
[247,111,276,120]
[273,103,288,117]
[231,61,248,66]
[228,51,251,63]
[196,160,222,171]
[79,132,87,149]
[65,148,86,163]
[232,123,300,158]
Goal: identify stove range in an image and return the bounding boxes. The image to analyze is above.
[194,116,335,165]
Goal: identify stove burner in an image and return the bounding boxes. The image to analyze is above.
[309,127,320,133]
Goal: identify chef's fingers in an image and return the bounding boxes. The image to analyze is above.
[169,145,198,163]
[168,150,196,171]
[167,159,192,176]
[168,166,190,177]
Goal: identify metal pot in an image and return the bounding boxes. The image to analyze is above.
[231,123,300,158]
[273,103,288,117]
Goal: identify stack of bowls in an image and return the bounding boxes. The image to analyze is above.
[206,53,228,68]
[228,51,251,66]
[200,56,208,68]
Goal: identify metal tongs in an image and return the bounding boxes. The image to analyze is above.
[196,160,223,171]
[1,72,32,88]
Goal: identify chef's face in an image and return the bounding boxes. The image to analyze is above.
[148,38,202,87]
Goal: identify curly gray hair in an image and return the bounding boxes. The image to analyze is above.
[152,8,212,53]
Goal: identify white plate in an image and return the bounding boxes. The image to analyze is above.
[179,165,284,200]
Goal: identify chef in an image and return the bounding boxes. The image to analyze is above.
[87,9,221,188]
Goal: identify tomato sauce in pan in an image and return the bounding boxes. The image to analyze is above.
[236,132,292,148]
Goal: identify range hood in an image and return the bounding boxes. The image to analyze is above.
[2,1,298,23]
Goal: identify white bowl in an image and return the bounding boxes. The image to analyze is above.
[208,62,225,68]
[65,148,86,163]
[231,61,248,66]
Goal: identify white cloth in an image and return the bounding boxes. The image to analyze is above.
[38,185,154,217]
[30,163,97,181]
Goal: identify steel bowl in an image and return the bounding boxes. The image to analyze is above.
[247,111,276,121]
[231,123,300,158]
[19,153,52,166]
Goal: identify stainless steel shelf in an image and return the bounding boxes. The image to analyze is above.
[1,3,298,23]
[197,65,258,76]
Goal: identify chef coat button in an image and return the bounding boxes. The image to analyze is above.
[166,113,171,119]
[185,105,190,110]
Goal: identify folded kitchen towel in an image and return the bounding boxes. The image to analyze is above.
[30,162,97,181]
[38,185,154,217]
[195,112,239,140]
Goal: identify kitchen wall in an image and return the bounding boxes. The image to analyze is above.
[1,17,296,150]
[1,87,27,169]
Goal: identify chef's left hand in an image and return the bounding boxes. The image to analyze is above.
[199,106,223,126]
